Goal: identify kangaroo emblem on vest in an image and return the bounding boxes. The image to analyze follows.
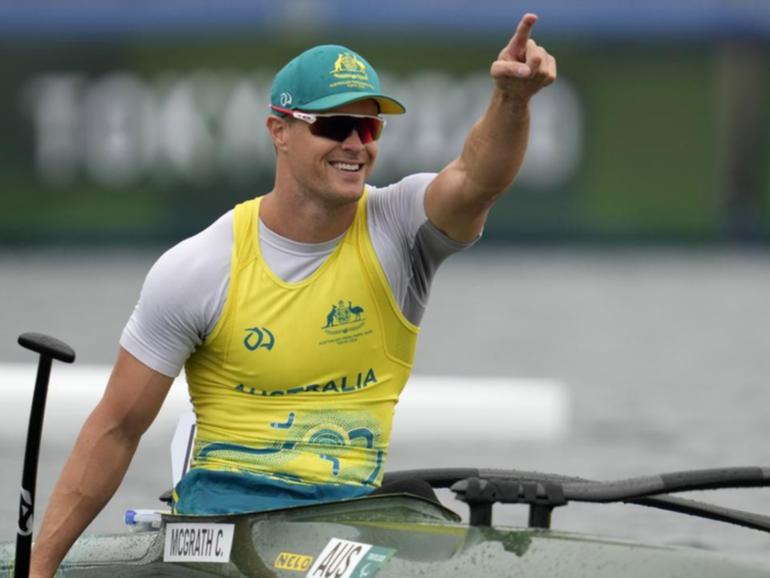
[324,305,337,328]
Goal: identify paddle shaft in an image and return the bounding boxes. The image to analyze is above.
[15,355,53,577]
[15,333,75,578]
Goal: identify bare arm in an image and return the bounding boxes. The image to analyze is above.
[30,347,174,578]
[425,13,557,242]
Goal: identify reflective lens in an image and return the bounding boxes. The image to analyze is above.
[309,115,383,144]
[271,105,385,144]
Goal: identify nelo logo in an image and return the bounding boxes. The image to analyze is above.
[273,551,313,571]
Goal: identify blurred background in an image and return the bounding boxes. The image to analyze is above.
[2,0,770,568]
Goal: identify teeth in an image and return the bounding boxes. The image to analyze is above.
[332,162,361,172]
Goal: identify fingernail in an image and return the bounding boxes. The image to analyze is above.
[515,67,529,78]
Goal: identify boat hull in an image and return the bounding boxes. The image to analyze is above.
[2,495,768,577]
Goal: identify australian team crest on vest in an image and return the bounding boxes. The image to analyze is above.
[320,299,373,346]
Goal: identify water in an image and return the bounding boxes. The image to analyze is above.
[2,247,770,565]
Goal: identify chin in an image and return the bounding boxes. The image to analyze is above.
[332,177,366,200]
[335,185,365,204]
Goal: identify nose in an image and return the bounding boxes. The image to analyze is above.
[340,128,365,149]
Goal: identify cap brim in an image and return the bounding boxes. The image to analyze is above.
[301,92,406,115]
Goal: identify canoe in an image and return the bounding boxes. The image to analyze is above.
[3,465,770,577]
[6,334,770,576]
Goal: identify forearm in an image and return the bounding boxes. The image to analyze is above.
[409,14,555,242]
[30,406,140,577]
[459,89,531,204]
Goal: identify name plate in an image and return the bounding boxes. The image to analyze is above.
[163,523,234,563]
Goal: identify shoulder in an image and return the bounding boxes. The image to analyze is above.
[367,173,437,210]
[153,210,234,274]
[120,210,234,376]
[150,210,234,288]
[366,173,437,237]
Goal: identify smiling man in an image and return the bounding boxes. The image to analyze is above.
[31,13,555,577]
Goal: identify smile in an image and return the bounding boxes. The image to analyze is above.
[330,161,363,172]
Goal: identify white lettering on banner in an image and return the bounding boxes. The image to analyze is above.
[23,70,582,190]
[163,523,234,563]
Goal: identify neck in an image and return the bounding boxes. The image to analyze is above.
[259,188,359,243]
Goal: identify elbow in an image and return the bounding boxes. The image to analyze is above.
[87,398,149,449]
[457,155,519,207]
[462,167,514,209]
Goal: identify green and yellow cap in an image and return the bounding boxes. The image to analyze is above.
[270,44,405,115]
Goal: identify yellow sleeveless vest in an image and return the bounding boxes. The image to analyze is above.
[184,192,419,491]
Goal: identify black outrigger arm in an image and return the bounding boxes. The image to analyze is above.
[450,467,770,531]
[14,333,76,578]
[383,467,770,533]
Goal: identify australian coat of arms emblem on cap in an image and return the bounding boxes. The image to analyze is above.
[329,52,374,91]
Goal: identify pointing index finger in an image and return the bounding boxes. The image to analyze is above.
[508,13,538,62]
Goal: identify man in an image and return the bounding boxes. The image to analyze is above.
[31,13,555,576]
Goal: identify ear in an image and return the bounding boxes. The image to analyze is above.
[266,116,290,153]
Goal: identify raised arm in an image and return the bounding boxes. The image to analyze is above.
[425,13,556,242]
[30,348,174,578]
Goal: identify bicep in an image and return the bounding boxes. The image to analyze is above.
[424,159,495,243]
[95,347,174,441]
[369,175,477,325]
[121,216,232,377]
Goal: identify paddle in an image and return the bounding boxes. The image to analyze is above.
[15,332,75,578]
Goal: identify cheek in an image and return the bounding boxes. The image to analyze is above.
[365,143,378,168]
[289,132,332,170]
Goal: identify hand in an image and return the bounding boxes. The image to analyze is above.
[491,13,556,100]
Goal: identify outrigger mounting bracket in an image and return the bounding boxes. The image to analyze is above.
[451,477,568,528]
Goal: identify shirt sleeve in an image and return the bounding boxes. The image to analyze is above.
[119,211,233,377]
[367,173,477,326]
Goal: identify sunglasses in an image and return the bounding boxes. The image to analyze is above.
[271,105,385,144]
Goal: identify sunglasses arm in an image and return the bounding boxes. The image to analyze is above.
[291,111,318,124]
[270,105,317,124]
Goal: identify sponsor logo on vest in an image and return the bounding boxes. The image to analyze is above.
[307,538,395,578]
[244,326,275,351]
[234,368,377,397]
[163,523,234,563]
[273,551,313,571]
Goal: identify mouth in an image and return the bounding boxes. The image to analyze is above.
[329,161,364,173]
